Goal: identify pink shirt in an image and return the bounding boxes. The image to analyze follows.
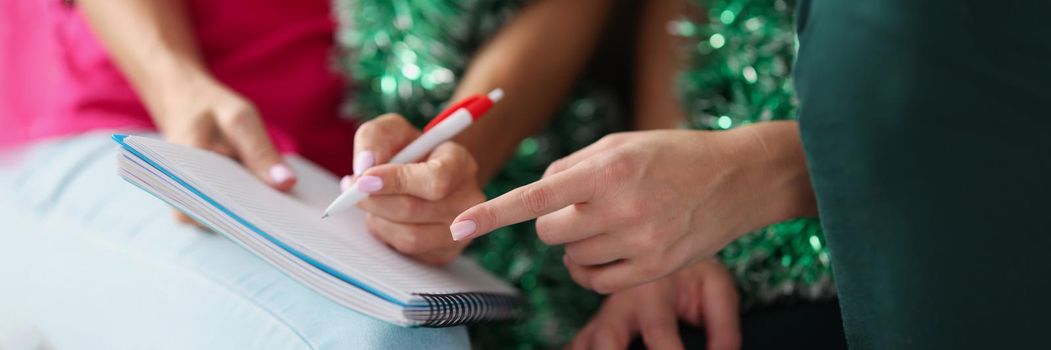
[0,0,357,175]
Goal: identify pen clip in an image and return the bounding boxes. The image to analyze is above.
[423,96,481,132]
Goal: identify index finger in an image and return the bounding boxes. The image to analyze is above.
[449,163,598,241]
[358,142,473,200]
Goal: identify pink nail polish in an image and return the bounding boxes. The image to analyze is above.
[355,175,383,193]
[340,175,353,192]
[450,220,477,241]
[353,150,374,176]
[268,164,295,184]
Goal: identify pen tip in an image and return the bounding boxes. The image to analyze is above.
[321,213,329,219]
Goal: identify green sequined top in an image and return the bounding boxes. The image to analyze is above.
[335,0,832,348]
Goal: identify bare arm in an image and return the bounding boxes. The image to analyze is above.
[633,0,691,130]
[78,0,207,116]
[451,0,614,182]
[78,0,296,224]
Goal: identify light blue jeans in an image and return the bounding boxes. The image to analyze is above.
[0,132,469,349]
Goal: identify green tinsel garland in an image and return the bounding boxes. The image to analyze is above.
[335,0,833,348]
[675,0,835,305]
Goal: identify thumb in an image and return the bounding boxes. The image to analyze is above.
[219,107,296,191]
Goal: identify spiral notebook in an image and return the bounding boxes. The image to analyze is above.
[113,134,522,327]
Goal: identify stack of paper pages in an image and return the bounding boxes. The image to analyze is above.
[114,135,521,327]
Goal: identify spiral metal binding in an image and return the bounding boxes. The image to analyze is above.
[405,293,525,327]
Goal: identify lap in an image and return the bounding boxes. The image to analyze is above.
[0,131,468,350]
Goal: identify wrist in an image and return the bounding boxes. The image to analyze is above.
[725,121,817,227]
[139,58,215,117]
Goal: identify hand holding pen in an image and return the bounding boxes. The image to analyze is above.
[325,89,503,265]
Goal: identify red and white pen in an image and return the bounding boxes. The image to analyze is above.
[322,88,504,218]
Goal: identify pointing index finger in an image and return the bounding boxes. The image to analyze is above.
[450,162,598,241]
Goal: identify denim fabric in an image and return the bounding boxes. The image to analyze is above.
[0,131,469,350]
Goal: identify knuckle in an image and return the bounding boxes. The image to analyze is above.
[356,120,380,137]
[428,163,456,198]
[219,107,254,128]
[520,185,553,216]
[545,158,567,175]
[603,153,636,181]
[392,232,423,254]
[358,114,403,138]
[477,203,499,231]
[377,114,414,134]
[621,200,648,223]
[393,166,413,193]
[599,133,628,147]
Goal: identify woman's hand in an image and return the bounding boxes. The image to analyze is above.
[78,0,295,225]
[152,75,296,224]
[452,121,815,293]
[154,75,296,189]
[569,259,741,350]
[346,114,484,265]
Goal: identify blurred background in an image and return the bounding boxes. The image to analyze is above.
[0,0,840,349]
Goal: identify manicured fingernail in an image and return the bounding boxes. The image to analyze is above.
[355,175,383,193]
[268,164,295,184]
[340,175,353,192]
[353,150,374,176]
[450,220,477,241]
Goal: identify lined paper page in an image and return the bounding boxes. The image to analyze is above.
[127,136,516,300]
[118,152,406,323]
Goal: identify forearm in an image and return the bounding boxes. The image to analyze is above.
[452,0,613,182]
[633,0,691,130]
[78,0,210,117]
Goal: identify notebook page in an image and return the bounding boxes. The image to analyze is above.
[118,152,406,323]
[280,156,518,295]
[127,136,516,298]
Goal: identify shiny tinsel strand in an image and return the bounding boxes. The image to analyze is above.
[677,0,835,307]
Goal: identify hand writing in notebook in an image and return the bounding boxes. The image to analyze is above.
[341,114,483,265]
